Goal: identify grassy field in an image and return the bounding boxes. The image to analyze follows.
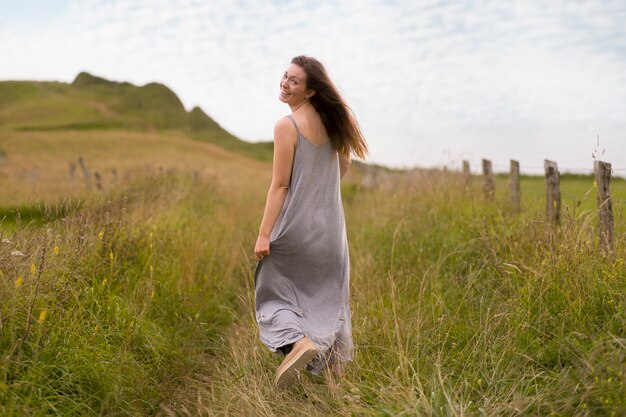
[1,128,625,415]
[1,75,625,415]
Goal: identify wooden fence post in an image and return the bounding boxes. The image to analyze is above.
[482,159,495,201]
[68,162,77,180]
[509,159,520,211]
[544,159,561,223]
[594,160,614,253]
[462,160,471,190]
[94,171,103,191]
[78,156,91,187]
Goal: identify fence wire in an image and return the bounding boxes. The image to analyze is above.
[472,161,625,177]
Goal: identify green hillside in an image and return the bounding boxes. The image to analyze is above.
[2,73,626,416]
[0,72,273,161]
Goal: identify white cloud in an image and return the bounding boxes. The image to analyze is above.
[0,0,625,172]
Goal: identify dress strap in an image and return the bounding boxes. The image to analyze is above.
[285,115,301,136]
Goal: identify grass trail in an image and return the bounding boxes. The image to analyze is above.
[169,173,626,416]
[1,162,625,415]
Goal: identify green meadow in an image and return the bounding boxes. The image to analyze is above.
[1,75,625,416]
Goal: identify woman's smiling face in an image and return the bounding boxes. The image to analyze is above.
[279,63,310,104]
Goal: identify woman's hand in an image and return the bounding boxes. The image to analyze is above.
[254,234,271,260]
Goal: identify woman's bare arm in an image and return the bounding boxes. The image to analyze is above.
[339,152,351,179]
[254,118,297,260]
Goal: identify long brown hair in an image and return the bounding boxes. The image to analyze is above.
[291,55,368,159]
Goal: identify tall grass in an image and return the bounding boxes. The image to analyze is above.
[174,172,625,416]
[0,172,245,415]
[1,168,625,415]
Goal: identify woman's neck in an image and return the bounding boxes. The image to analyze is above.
[290,99,309,114]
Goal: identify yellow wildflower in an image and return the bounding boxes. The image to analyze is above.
[98,230,104,240]
[38,310,47,323]
[109,251,114,261]
[102,278,108,286]
[30,264,37,275]
[15,276,23,288]
[53,246,60,255]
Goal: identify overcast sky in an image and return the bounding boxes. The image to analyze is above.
[1,0,625,174]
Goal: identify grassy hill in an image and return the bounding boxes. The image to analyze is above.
[1,73,626,415]
[0,72,274,162]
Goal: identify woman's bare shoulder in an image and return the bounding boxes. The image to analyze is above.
[274,116,295,130]
[274,116,297,145]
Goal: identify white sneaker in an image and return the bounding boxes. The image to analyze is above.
[274,337,318,388]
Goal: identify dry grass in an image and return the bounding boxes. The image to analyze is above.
[0,129,270,205]
[1,131,625,415]
[158,172,626,416]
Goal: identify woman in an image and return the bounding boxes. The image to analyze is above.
[254,55,367,388]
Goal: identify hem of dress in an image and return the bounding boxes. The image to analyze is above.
[263,333,306,353]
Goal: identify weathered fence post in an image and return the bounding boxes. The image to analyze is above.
[544,159,561,223]
[594,160,613,253]
[94,171,103,191]
[482,159,495,201]
[509,159,520,211]
[462,160,471,190]
[68,162,77,180]
[78,156,91,187]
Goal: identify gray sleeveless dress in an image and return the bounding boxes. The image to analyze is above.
[254,115,353,373]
